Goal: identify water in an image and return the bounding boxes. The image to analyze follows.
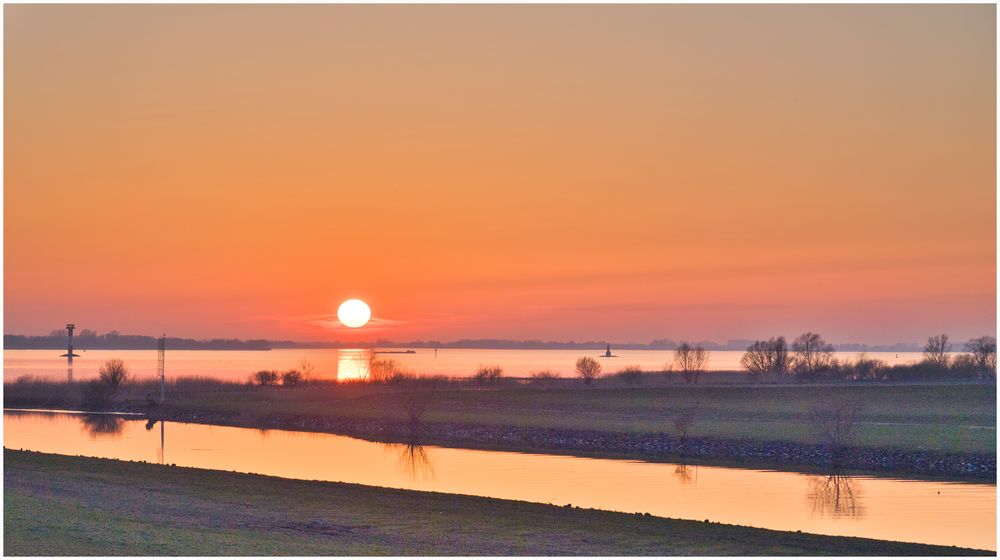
[4,410,994,550]
[4,348,929,382]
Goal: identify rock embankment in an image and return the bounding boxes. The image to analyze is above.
[145,408,995,481]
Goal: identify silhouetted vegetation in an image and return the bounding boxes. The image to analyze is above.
[252,370,280,386]
[673,342,709,383]
[298,359,317,383]
[671,409,696,441]
[612,365,645,385]
[281,370,303,387]
[473,365,503,385]
[529,370,560,387]
[739,337,788,380]
[809,398,860,461]
[923,334,952,368]
[82,359,131,410]
[965,336,997,377]
[575,356,601,385]
[790,332,836,381]
[79,414,126,437]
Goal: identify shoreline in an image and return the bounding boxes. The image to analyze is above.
[7,449,990,556]
[8,405,993,482]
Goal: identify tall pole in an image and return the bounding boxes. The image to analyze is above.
[158,334,166,403]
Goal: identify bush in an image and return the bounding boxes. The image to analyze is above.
[809,399,860,454]
[367,351,404,383]
[671,410,696,440]
[840,354,888,381]
[473,365,503,385]
[575,356,601,385]
[614,365,644,385]
[281,369,303,387]
[83,359,131,410]
[529,370,560,386]
[252,370,279,386]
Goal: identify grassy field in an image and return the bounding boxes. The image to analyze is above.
[6,379,995,453]
[4,450,989,556]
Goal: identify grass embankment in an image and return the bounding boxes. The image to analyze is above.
[6,378,995,454]
[4,450,989,556]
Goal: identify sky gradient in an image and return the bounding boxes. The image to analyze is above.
[4,4,996,344]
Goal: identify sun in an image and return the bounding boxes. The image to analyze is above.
[337,299,371,328]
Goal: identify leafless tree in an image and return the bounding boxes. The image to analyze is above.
[790,333,835,380]
[252,370,279,386]
[845,354,888,381]
[809,398,860,460]
[923,334,951,368]
[964,336,997,377]
[673,342,709,383]
[575,356,602,385]
[739,337,788,380]
[808,475,865,519]
[398,378,440,433]
[298,359,316,383]
[672,409,696,441]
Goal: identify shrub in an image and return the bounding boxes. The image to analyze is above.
[575,356,601,385]
[529,370,560,386]
[614,365,644,385]
[281,369,303,387]
[98,358,130,388]
[841,354,888,381]
[83,359,131,410]
[367,351,404,383]
[473,365,503,385]
[252,370,279,386]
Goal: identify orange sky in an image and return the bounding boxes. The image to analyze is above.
[4,4,996,344]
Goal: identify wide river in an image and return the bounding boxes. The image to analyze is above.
[4,348,929,382]
[4,410,994,550]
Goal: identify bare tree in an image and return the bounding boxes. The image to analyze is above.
[964,336,997,376]
[790,332,835,380]
[673,342,709,383]
[398,378,440,433]
[575,356,601,385]
[298,359,316,383]
[671,409,696,441]
[809,398,860,461]
[739,337,788,380]
[923,334,951,368]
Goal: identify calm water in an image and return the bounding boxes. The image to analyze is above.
[4,348,929,382]
[4,410,994,550]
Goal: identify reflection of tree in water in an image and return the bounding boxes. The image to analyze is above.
[383,441,435,482]
[808,474,865,519]
[673,463,697,484]
[79,414,125,438]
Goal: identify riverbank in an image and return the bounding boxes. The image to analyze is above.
[128,407,995,481]
[4,450,990,555]
[5,380,994,480]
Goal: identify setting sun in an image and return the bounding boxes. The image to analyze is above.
[337,299,372,328]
